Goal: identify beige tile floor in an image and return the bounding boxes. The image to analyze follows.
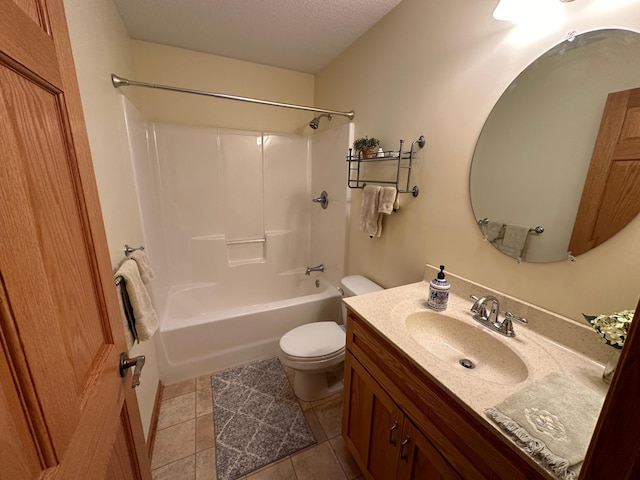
[150,361,363,480]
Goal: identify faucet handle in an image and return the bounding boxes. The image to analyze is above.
[469,295,488,321]
[496,316,515,337]
[469,295,481,312]
[505,311,528,324]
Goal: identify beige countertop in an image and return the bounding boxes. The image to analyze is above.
[343,266,612,477]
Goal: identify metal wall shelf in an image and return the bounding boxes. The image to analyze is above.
[347,135,425,197]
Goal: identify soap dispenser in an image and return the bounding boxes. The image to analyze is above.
[428,265,450,311]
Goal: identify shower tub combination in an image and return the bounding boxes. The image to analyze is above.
[155,274,342,384]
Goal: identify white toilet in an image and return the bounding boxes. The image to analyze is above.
[279,275,383,401]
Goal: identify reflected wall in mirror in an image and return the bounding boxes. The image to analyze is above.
[470,29,640,263]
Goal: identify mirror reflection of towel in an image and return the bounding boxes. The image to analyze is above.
[483,221,504,242]
[497,224,531,259]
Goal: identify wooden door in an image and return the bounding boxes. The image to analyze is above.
[0,1,151,479]
[396,420,461,480]
[569,87,640,256]
[342,352,403,480]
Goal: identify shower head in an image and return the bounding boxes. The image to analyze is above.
[309,113,332,130]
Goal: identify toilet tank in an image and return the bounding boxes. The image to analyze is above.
[340,275,383,323]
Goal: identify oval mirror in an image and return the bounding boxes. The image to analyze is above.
[470,29,640,263]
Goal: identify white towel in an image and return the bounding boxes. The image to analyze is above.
[378,187,397,215]
[115,260,158,347]
[483,221,505,242]
[129,249,155,284]
[116,282,135,349]
[360,185,382,236]
[486,373,604,480]
[498,224,531,260]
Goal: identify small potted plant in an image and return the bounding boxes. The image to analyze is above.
[353,136,381,159]
[583,309,634,383]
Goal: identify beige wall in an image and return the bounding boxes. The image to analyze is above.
[130,41,315,134]
[63,0,160,440]
[63,0,640,436]
[316,0,640,321]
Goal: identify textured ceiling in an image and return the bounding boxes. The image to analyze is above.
[112,0,403,73]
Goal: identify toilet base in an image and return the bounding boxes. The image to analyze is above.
[292,365,344,402]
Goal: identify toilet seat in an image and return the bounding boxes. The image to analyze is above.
[279,321,345,359]
[282,347,345,364]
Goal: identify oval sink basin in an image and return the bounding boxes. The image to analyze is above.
[405,311,528,385]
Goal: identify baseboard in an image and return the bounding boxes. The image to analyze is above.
[147,380,164,460]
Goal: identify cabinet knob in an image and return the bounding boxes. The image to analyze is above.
[400,436,411,461]
[389,420,399,445]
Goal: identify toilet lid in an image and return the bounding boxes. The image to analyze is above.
[280,322,345,358]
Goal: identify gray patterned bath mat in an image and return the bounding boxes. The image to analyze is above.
[211,357,317,480]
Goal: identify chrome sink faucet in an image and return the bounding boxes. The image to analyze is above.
[305,264,324,275]
[470,295,527,337]
[470,294,500,323]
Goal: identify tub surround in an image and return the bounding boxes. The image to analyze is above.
[342,265,610,479]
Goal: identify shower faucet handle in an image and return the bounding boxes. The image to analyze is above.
[312,191,328,209]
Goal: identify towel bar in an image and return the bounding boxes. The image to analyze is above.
[477,218,544,234]
[124,244,145,256]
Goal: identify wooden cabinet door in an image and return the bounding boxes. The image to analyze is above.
[343,352,403,480]
[0,1,150,479]
[396,420,461,480]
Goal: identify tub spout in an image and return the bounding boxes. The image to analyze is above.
[305,264,324,275]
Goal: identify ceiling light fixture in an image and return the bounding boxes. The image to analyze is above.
[493,0,573,22]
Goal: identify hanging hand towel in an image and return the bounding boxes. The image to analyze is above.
[498,224,531,260]
[116,279,136,349]
[360,185,382,236]
[115,259,158,346]
[483,221,505,243]
[378,186,397,215]
[129,249,155,284]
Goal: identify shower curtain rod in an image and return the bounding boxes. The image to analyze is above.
[111,74,355,120]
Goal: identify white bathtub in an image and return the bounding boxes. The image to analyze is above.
[155,275,343,384]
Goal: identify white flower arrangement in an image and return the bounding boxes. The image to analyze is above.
[583,310,635,350]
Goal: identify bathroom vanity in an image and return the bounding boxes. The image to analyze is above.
[341,269,610,480]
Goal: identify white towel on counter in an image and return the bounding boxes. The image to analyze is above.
[129,249,155,284]
[115,259,158,348]
[485,373,604,480]
[378,186,397,214]
[360,185,382,237]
